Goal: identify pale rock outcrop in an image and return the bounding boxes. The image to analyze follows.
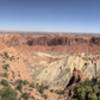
[31,53,100,90]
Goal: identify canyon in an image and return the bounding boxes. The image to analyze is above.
[0,32,100,100]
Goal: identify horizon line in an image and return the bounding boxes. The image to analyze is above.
[0,31,100,35]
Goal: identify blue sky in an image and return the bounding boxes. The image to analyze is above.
[0,0,100,33]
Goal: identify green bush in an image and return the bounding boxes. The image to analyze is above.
[22,80,29,85]
[3,52,9,59]
[2,72,9,78]
[35,83,48,94]
[15,79,29,92]
[0,86,18,100]
[88,93,97,100]
[71,79,100,100]
[42,94,48,99]
[1,79,9,87]
[16,80,23,92]
[2,64,10,71]
[2,52,14,61]
[21,92,30,100]
[29,82,35,88]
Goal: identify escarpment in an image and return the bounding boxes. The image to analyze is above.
[0,33,100,54]
[0,33,100,46]
[0,33,99,99]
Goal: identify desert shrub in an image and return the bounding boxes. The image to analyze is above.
[9,55,15,61]
[35,83,48,94]
[22,80,29,85]
[1,79,9,86]
[2,52,14,61]
[2,64,10,71]
[16,79,28,85]
[0,86,18,100]
[15,79,29,92]
[15,80,23,92]
[3,52,9,59]
[29,82,35,88]
[50,89,54,93]
[42,94,48,99]
[55,90,65,95]
[71,79,100,100]
[21,92,30,100]
[2,72,9,78]
[88,93,97,100]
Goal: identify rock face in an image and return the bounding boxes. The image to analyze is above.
[0,33,100,54]
[0,32,99,91]
[31,53,100,90]
[0,33,100,46]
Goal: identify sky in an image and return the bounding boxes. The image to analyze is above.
[0,0,100,33]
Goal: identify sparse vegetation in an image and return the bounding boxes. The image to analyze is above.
[21,92,30,100]
[35,83,49,94]
[2,64,10,71]
[15,79,25,92]
[71,79,100,100]
[42,94,48,99]
[3,52,10,59]
[2,72,9,78]
[55,90,64,95]
[2,64,10,78]
[1,79,9,86]
[0,85,18,100]
[29,82,35,88]
[0,34,99,100]
[2,52,14,61]
[22,80,29,85]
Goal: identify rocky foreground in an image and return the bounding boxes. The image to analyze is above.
[0,33,99,100]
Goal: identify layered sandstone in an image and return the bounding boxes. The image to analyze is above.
[0,32,100,54]
[0,32,99,99]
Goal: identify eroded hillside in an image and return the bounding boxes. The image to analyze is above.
[0,33,100,100]
[0,33,100,54]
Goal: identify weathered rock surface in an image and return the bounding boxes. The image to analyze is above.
[0,33,100,46]
[31,53,100,90]
[0,33,99,91]
[0,33,100,54]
